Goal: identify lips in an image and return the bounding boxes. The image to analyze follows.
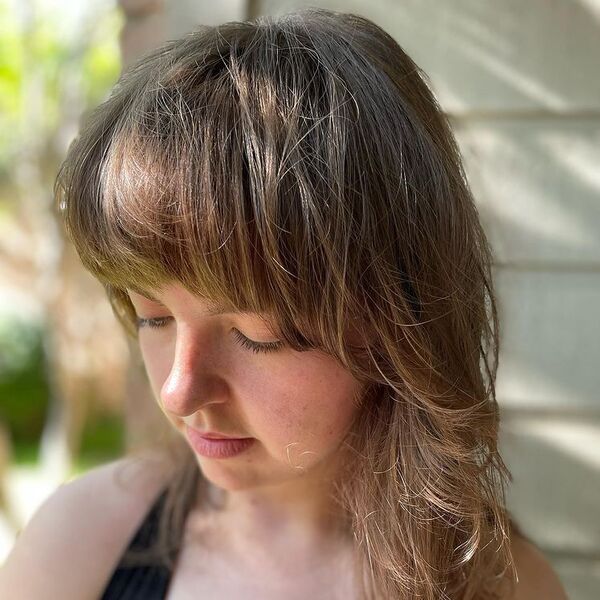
[191,430,248,440]
[185,425,254,459]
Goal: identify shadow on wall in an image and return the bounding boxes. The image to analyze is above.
[500,417,600,552]
[500,417,600,598]
[359,0,600,110]
[456,120,600,265]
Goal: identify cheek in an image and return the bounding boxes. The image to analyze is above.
[240,353,364,452]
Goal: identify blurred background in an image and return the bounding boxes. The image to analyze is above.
[0,1,598,598]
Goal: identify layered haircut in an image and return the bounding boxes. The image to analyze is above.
[55,8,518,599]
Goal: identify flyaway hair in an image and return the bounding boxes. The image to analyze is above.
[55,8,518,599]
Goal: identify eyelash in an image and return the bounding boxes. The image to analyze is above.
[135,317,284,354]
[231,329,284,354]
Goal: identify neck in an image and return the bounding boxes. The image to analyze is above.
[188,452,355,576]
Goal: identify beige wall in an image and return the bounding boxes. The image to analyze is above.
[124,2,600,598]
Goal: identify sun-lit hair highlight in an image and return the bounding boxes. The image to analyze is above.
[55,8,518,599]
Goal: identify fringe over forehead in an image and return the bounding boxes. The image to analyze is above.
[54,14,513,595]
[56,8,453,367]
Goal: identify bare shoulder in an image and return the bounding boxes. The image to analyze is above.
[0,449,174,600]
[509,532,569,600]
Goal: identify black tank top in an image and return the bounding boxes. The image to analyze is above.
[100,487,174,599]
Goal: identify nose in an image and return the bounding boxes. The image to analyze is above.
[160,327,228,418]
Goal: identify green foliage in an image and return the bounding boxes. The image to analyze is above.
[0,4,22,111]
[0,315,124,471]
[12,439,39,466]
[0,1,122,180]
[0,2,126,472]
[73,410,125,474]
[82,10,123,107]
[0,316,49,444]
[0,2,22,169]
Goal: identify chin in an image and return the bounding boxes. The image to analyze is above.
[196,455,316,494]
[194,456,258,492]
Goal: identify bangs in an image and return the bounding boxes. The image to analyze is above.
[55,11,511,597]
[58,30,368,354]
[55,12,427,369]
[98,87,267,312]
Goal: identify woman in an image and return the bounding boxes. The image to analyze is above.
[0,8,567,600]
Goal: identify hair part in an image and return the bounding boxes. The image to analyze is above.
[56,7,517,599]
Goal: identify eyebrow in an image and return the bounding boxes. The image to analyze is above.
[128,289,254,316]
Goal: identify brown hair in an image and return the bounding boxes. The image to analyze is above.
[55,7,518,599]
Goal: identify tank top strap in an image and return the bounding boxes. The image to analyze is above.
[100,486,173,600]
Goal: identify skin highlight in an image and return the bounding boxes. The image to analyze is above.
[53,7,526,597]
[128,283,365,569]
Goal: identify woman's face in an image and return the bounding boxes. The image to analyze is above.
[127,282,365,492]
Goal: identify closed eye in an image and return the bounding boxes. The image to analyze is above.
[135,316,284,354]
[231,329,284,354]
[136,316,171,329]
